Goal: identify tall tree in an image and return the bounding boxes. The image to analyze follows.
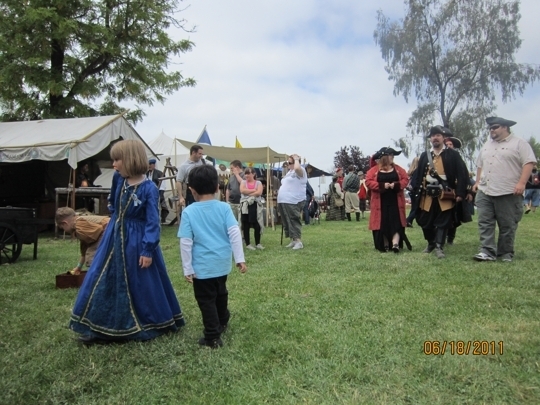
[0,0,195,123]
[333,146,370,173]
[374,0,540,163]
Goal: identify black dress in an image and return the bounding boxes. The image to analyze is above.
[373,170,405,252]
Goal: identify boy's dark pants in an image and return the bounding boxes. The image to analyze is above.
[193,275,230,341]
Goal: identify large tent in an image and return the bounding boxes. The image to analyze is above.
[0,114,156,215]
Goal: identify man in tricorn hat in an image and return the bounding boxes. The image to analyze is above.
[410,126,469,258]
[472,116,536,262]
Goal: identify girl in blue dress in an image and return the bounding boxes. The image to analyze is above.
[70,140,184,345]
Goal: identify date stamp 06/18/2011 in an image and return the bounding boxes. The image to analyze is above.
[423,341,504,356]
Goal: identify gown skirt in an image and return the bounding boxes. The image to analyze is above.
[70,174,184,341]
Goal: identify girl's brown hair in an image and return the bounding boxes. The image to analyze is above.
[110,140,149,177]
[408,157,420,176]
[378,155,394,171]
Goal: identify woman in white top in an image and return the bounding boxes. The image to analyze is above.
[277,154,307,250]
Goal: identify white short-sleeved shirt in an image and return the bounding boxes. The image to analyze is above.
[277,166,308,204]
[476,134,536,196]
[176,159,212,184]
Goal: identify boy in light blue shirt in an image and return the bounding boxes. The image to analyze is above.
[179,165,247,348]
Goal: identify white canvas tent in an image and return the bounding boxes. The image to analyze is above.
[149,131,189,172]
[0,114,156,213]
[0,113,154,169]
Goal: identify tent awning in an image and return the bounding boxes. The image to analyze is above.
[176,138,287,164]
[0,113,155,168]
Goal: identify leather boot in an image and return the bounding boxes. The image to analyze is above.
[346,213,351,221]
[434,244,446,259]
[435,228,447,248]
[356,212,360,221]
[447,227,456,245]
[434,228,447,259]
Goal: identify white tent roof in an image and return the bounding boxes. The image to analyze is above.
[176,138,287,164]
[148,132,189,167]
[0,114,155,168]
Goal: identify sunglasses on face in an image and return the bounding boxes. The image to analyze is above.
[489,125,501,131]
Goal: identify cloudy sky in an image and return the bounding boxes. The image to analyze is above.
[133,0,540,171]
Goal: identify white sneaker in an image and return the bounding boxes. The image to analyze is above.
[246,244,256,250]
[292,241,304,250]
[285,241,295,248]
[256,244,265,250]
[473,252,495,261]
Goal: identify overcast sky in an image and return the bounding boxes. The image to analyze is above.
[133,0,540,171]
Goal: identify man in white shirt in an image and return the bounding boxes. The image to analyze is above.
[472,116,536,262]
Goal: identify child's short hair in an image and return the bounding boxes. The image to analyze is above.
[55,207,76,225]
[110,140,148,177]
[188,165,218,195]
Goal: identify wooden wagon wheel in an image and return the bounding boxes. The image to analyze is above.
[0,222,22,264]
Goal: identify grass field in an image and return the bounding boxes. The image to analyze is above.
[1,211,539,404]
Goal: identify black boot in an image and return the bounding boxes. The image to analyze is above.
[434,229,447,259]
[434,244,446,259]
[447,227,456,245]
[356,212,360,221]
[422,243,436,253]
[346,213,351,221]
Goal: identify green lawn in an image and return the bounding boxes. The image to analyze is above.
[1,212,539,404]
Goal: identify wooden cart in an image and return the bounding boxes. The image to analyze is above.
[0,206,41,264]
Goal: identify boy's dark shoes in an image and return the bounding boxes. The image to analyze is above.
[219,324,228,334]
[198,337,223,349]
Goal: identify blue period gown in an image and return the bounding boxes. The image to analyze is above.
[70,172,184,341]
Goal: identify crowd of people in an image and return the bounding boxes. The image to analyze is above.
[58,115,536,349]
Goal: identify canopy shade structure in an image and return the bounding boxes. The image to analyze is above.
[0,114,155,168]
[176,138,287,164]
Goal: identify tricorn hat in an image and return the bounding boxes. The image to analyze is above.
[428,125,453,138]
[486,116,516,127]
[445,137,463,149]
[374,147,402,160]
[148,158,157,164]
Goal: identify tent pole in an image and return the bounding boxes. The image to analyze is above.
[267,146,274,230]
[70,168,76,209]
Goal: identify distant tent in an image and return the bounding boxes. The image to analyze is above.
[149,131,189,167]
[196,126,212,145]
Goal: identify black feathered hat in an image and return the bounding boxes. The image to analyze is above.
[445,137,463,149]
[373,147,402,160]
[428,125,453,138]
